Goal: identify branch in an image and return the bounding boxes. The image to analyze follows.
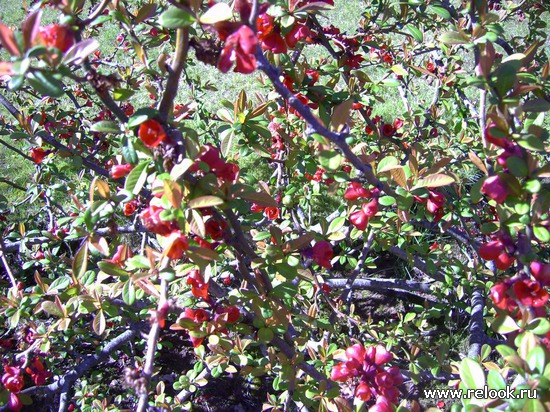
[0,138,34,162]
[158,28,189,121]
[136,278,168,412]
[388,245,446,282]
[0,236,17,288]
[467,287,485,359]
[339,230,375,305]
[2,225,148,253]
[7,325,143,412]
[255,51,396,197]
[80,0,111,26]
[326,277,437,301]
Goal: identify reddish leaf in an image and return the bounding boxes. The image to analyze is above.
[0,23,21,56]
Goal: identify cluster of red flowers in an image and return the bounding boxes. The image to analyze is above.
[305,167,334,185]
[479,234,516,271]
[413,190,446,222]
[2,357,51,412]
[490,262,549,312]
[345,182,380,231]
[331,344,403,411]
[251,203,280,221]
[177,305,240,348]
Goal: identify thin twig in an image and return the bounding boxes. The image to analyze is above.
[136,278,169,412]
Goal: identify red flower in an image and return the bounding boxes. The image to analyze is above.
[331,343,402,407]
[205,218,226,240]
[350,209,369,231]
[479,240,505,261]
[514,279,549,308]
[25,357,52,386]
[344,182,371,201]
[110,164,133,179]
[393,118,403,129]
[139,119,166,148]
[285,22,311,48]
[30,147,48,164]
[123,200,137,216]
[38,24,74,52]
[355,381,372,401]
[218,25,258,74]
[2,366,24,393]
[427,191,445,214]
[481,175,510,204]
[495,252,515,271]
[187,270,209,299]
[164,231,189,260]
[362,199,379,217]
[181,308,209,347]
[382,123,395,137]
[312,241,333,269]
[490,282,515,311]
[264,207,280,220]
[8,393,22,412]
[216,305,240,323]
[530,261,550,287]
[140,205,177,236]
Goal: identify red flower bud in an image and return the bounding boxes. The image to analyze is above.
[530,261,550,287]
[481,175,510,204]
[110,164,133,179]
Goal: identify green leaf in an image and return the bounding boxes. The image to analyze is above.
[533,226,550,242]
[27,71,64,97]
[270,282,298,299]
[328,216,346,234]
[440,31,468,44]
[159,7,196,29]
[527,346,546,374]
[318,150,343,171]
[519,134,545,151]
[93,310,106,335]
[200,2,232,24]
[112,88,135,101]
[406,25,423,42]
[124,161,149,195]
[527,318,550,335]
[239,190,278,207]
[122,137,138,165]
[523,98,550,113]
[487,370,506,390]
[460,358,485,389]
[188,195,224,209]
[429,5,451,19]
[377,156,400,173]
[72,242,89,280]
[258,327,274,343]
[42,301,64,318]
[122,281,136,306]
[91,121,121,133]
[97,261,129,277]
[506,156,528,177]
[378,196,396,206]
[47,276,71,294]
[492,315,520,334]
[412,174,455,189]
